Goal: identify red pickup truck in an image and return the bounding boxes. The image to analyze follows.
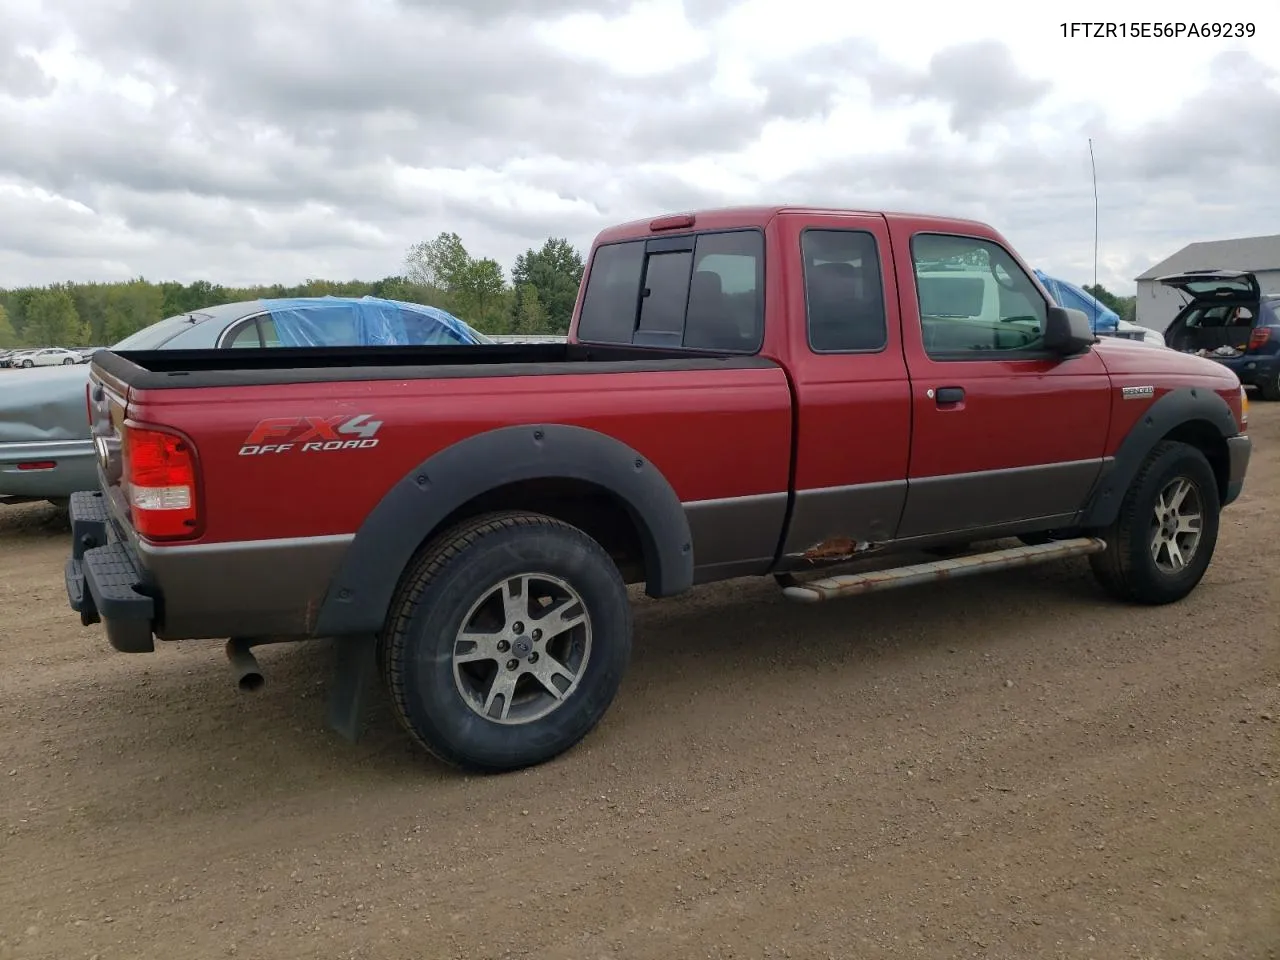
[64,206,1252,773]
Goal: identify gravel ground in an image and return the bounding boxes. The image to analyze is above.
[0,407,1276,960]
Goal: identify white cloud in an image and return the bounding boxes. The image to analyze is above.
[0,0,1276,295]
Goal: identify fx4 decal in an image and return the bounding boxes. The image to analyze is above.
[239,415,383,456]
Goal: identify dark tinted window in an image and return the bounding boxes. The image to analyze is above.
[802,230,887,352]
[637,251,693,339]
[577,241,645,343]
[684,231,763,351]
[576,230,763,352]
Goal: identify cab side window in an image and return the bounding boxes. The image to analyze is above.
[911,234,1048,358]
[801,229,887,352]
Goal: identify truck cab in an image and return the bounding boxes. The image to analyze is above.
[570,207,1247,564]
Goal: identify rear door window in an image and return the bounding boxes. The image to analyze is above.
[225,319,263,348]
[577,230,764,352]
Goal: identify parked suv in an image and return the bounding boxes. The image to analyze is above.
[1161,269,1280,399]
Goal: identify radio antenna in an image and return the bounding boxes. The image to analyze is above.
[1089,137,1099,330]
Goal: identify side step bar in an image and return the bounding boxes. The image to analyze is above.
[781,537,1107,603]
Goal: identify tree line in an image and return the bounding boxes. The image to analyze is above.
[0,232,1140,350]
[0,234,586,349]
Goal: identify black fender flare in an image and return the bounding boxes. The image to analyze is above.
[1079,386,1239,528]
[312,423,694,637]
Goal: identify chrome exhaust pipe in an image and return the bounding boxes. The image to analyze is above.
[225,638,265,692]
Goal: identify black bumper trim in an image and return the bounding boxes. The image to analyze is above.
[65,491,157,653]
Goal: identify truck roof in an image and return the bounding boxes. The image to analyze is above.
[592,205,1000,246]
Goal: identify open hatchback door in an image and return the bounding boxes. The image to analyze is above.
[1158,269,1261,300]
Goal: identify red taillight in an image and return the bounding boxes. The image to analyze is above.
[17,461,56,471]
[1248,328,1271,351]
[85,382,93,427]
[123,425,200,540]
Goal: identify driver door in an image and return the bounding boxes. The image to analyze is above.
[888,224,1113,540]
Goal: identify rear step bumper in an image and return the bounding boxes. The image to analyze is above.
[63,490,156,653]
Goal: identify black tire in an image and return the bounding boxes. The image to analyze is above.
[1088,440,1220,605]
[381,510,632,773]
[1258,373,1280,402]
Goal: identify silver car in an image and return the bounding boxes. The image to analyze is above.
[0,296,490,505]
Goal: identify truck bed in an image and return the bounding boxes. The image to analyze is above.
[96,341,773,390]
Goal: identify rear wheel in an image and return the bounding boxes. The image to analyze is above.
[1089,441,1220,605]
[381,510,632,773]
[1258,372,1280,402]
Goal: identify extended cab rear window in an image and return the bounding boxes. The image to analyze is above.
[577,230,764,352]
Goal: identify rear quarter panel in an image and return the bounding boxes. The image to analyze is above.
[125,365,795,544]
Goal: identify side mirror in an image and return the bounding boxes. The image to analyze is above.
[1044,306,1097,357]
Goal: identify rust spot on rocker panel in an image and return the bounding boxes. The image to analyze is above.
[799,537,882,563]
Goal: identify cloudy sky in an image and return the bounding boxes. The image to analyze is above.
[1,0,1276,295]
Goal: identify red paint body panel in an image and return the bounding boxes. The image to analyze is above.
[124,366,794,544]
[1090,336,1245,454]
[774,211,912,489]
[884,214,1113,476]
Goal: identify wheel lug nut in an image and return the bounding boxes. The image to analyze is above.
[506,659,519,671]
[529,652,540,663]
[531,629,542,641]
[512,622,525,634]
[497,639,510,652]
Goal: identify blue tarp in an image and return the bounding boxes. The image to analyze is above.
[259,296,491,347]
[1033,270,1120,334]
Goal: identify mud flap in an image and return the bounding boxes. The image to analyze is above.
[326,634,378,743]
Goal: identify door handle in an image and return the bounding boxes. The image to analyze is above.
[934,386,965,405]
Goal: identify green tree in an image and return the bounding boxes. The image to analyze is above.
[0,304,17,347]
[510,237,584,333]
[405,232,472,290]
[24,288,83,346]
[1083,283,1139,324]
[512,283,548,335]
[103,279,165,343]
[454,257,506,323]
[1083,284,1122,313]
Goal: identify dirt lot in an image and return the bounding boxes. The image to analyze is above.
[1,414,1277,960]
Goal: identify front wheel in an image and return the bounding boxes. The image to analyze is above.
[62,357,75,365]
[382,510,633,773]
[20,359,32,368]
[1089,441,1220,605]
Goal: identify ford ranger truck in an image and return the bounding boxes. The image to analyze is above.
[63,206,1252,774]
